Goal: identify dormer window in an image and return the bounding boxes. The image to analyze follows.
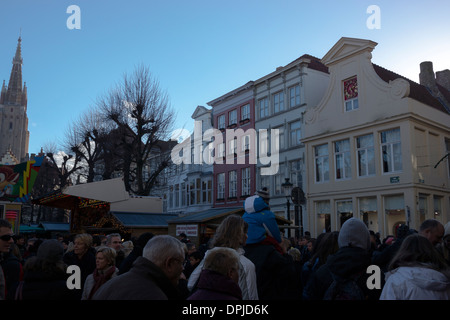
[343,76,359,111]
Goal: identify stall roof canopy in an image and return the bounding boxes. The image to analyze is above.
[32,178,162,213]
[112,212,178,228]
[64,178,129,203]
[168,207,292,225]
[39,222,70,232]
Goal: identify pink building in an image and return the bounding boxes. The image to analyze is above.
[207,81,256,208]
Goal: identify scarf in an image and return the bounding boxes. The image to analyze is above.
[88,265,116,300]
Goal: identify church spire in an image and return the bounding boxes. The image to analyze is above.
[3,36,25,105]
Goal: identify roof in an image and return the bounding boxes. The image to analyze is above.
[168,206,292,225]
[112,211,178,228]
[169,207,243,224]
[38,222,70,232]
[373,63,450,114]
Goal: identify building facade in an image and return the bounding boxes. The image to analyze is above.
[207,81,256,209]
[164,105,214,214]
[302,37,450,238]
[0,37,29,163]
[253,54,329,234]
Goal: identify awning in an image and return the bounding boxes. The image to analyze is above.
[38,222,70,232]
[19,224,44,233]
[168,207,292,225]
[111,211,178,228]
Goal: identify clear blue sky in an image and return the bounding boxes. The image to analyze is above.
[1,0,449,155]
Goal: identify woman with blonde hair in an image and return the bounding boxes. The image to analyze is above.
[63,233,96,298]
[82,246,119,300]
[187,214,258,300]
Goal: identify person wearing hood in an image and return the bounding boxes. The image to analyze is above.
[243,188,282,251]
[380,233,450,300]
[242,189,297,300]
[303,217,382,300]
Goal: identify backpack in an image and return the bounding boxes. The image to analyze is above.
[323,276,365,300]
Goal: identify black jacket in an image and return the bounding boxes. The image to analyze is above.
[92,256,181,300]
[243,243,297,300]
[9,269,79,300]
[303,247,382,300]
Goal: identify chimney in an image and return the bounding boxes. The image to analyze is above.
[436,69,450,92]
[419,61,438,93]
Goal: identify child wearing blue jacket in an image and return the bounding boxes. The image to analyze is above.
[243,188,282,248]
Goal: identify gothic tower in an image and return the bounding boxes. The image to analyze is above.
[0,37,29,163]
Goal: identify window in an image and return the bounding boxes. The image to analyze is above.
[218,143,225,158]
[229,138,237,155]
[289,85,301,107]
[274,163,285,195]
[229,171,237,198]
[181,182,186,206]
[343,76,359,111]
[315,144,329,182]
[217,173,225,199]
[9,122,13,130]
[175,184,180,207]
[357,134,375,177]
[381,128,402,173]
[202,179,212,204]
[241,104,250,121]
[289,121,301,147]
[242,167,251,196]
[335,139,351,180]
[229,110,237,126]
[259,97,269,119]
[218,115,225,130]
[259,170,270,193]
[274,126,284,152]
[446,139,450,178]
[273,91,285,113]
[241,135,250,152]
[290,160,302,187]
[337,200,353,228]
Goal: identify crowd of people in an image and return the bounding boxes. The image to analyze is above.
[1,189,450,301]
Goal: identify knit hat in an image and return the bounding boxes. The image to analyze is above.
[338,218,371,251]
[444,222,450,239]
[255,187,270,202]
[37,239,64,263]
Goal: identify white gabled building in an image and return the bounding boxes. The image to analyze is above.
[165,105,214,214]
[302,37,450,238]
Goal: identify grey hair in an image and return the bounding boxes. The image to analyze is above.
[106,233,121,244]
[142,235,185,267]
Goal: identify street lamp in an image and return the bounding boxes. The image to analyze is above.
[281,177,293,231]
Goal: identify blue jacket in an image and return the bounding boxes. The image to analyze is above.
[243,195,282,245]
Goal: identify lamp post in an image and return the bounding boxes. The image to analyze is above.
[281,178,293,235]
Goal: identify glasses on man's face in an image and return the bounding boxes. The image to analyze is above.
[0,234,14,242]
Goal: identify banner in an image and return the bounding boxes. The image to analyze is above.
[0,156,43,202]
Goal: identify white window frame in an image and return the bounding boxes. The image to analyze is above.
[217,173,225,199]
[259,97,269,119]
[381,128,402,174]
[229,109,237,126]
[229,170,237,198]
[289,85,300,108]
[289,121,301,147]
[241,167,251,196]
[218,114,225,130]
[315,144,329,183]
[356,134,375,177]
[335,139,351,180]
[273,91,285,113]
[241,104,250,121]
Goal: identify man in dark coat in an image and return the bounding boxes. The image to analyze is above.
[303,218,383,300]
[92,235,185,300]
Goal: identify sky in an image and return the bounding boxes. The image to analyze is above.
[0,0,449,155]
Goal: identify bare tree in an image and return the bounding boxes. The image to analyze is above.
[97,64,176,195]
